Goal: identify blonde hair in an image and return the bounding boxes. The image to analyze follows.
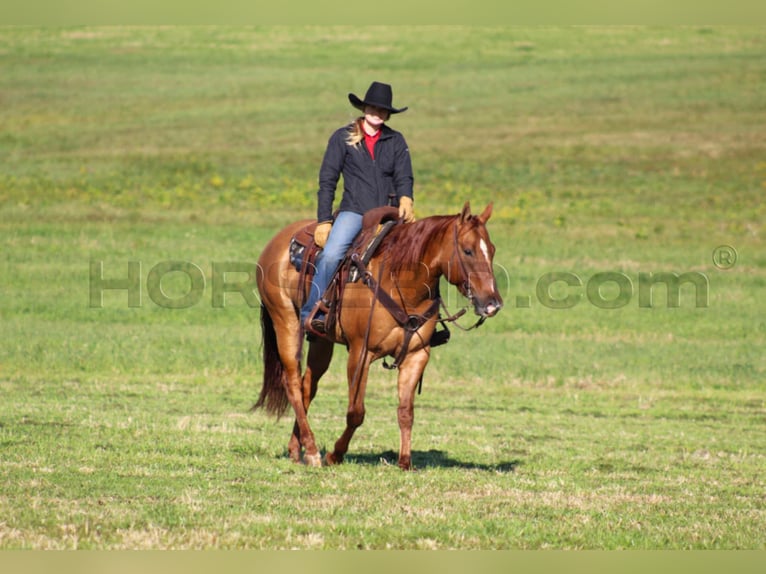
[345,117,365,148]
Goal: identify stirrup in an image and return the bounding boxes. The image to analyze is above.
[304,299,330,338]
[309,318,326,334]
[429,322,451,347]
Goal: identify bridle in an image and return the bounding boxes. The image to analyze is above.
[446,218,490,330]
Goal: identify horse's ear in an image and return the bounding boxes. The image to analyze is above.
[477,202,494,224]
[460,201,472,223]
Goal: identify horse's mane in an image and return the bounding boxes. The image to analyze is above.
[377,214,456,274]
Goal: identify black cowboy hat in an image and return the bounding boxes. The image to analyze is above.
[348,81,408,114]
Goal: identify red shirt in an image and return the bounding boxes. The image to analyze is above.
[364,129,381,159]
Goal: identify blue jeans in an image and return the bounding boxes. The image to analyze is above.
[301,211,363,324]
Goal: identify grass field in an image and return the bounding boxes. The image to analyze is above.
[1,26,764,549]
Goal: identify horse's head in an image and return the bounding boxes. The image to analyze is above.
[448,201,504,318]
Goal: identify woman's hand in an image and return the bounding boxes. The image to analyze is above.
[398,196,415,223]
[314,221,332,247]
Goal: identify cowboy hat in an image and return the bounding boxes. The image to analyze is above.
[348,81,408,114]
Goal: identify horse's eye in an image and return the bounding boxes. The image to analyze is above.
[463,248,474,256]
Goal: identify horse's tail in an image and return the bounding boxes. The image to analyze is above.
[252,303,290,418]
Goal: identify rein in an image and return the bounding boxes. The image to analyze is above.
[438,298,486,332]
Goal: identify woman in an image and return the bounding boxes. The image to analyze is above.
[301,81,415,334]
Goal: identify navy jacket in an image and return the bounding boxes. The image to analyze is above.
[316,122,414,222]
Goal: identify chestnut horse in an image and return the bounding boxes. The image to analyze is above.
[254,202,503,470]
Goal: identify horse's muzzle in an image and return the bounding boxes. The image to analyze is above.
[474,297,503,318]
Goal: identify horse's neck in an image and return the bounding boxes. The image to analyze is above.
[390,219,452,305]
[422,220,452,282]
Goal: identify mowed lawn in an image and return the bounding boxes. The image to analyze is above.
[0,26,764,549]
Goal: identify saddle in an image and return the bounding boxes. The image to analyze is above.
[289,207,401,335]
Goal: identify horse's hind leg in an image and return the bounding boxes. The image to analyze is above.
[287,338,334,462]
[325,346,373,466]
[269,312,324,466]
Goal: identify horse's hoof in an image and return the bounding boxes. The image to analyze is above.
[324,452,343,466]
[288,450,302,463]
[304,452,322,467]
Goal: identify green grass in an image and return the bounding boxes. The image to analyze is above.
[1,26,764,549]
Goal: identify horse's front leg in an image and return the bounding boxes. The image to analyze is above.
[396,348,430,470]
[325,346,373,466]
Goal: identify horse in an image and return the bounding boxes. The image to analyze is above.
[253,201,503,470]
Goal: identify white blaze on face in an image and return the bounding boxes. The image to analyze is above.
[479,239,490,263]
[479,238,499,295]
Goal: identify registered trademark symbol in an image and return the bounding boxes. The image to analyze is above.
[712,245,738,270]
